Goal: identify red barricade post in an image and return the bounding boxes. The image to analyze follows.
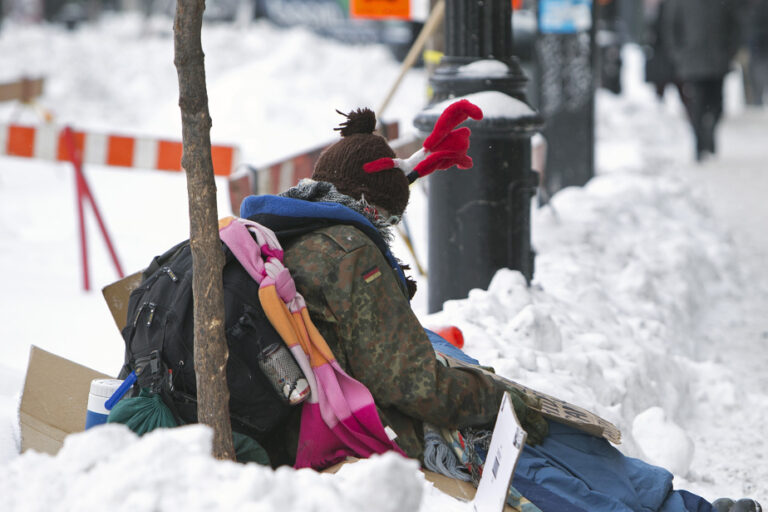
[63,126,125,291]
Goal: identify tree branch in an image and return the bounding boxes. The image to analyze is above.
[173,0,235,461]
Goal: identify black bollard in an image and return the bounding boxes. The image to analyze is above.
[415,0,543,313]
[533,0,597,200]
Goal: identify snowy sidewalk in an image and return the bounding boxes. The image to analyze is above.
[685,107,768,256]
[675,106,768,501]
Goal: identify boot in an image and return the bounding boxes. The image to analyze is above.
[713,499,735,512]
[711,498,762,512]
[731,499,762,512]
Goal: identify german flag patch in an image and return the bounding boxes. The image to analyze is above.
[362,266,382,283]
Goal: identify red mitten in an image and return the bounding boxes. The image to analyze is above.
[363,100,483,182]
[412,151,473,176]
[430,126,471,154]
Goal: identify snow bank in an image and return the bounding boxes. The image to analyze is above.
[422,63,745,470]
[424,168,739,460]
[0,424,425,512]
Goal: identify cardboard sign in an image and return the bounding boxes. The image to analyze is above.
[442,355,621,444]
[20,346,112,455]
[473,392,527,512]
[350,0,410,20]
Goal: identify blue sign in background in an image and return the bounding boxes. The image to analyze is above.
[539,0,593,34]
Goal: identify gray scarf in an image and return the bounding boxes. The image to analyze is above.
[279,179,399,245]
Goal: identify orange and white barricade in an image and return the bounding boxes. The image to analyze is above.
[0,123,240,176]
[0,122,240,291]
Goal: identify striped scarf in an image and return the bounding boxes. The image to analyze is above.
[219,216,405,469]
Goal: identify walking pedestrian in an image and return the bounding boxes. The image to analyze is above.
[664,0,742,161]
[644,0,681,101]
[744,0,768,106]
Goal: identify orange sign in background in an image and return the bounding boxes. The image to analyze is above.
[350,0,410,20]
[351,0,523,20]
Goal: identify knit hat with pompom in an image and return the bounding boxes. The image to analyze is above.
[312,108,410,217]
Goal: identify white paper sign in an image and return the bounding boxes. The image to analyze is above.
[472,392,528,512]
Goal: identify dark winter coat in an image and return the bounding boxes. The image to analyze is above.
[240,189,546,464]
[644,0,677,86]
[663,0,741,80]
[745,0,768,55]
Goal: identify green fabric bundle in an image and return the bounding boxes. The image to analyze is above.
[107,389,270,466]
[107,389,177,435]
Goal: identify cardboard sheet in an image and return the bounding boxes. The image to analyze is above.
[324,458,517,510]
[443,355,622,444]
[0,77,44,103]
[19,346,112,455]
[101,270,143,332]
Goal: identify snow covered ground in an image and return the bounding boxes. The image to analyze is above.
[1,12,767,511]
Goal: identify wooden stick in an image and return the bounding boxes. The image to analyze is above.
[376,0,445,120]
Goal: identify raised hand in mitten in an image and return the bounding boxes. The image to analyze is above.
[363,99,483,182]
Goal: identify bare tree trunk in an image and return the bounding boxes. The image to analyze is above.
[172,0,236,461]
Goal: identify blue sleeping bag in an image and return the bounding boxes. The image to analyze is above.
[514,422,712,512]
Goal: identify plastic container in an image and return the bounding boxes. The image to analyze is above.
[85,378,123,429]
[258,343,310,405]
[433,326,464,349]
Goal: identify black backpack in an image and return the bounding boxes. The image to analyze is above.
[118,237,299,446]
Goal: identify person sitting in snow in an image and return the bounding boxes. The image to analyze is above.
[240,104,762,512]
[241,102,549,468]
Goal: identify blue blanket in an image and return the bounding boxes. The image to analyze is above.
[515,422,712,512]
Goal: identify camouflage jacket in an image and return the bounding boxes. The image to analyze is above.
[281,223,510,461]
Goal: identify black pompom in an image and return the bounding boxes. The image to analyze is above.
[334,108,376,137]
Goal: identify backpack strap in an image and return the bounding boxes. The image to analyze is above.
[143,239,189,280]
